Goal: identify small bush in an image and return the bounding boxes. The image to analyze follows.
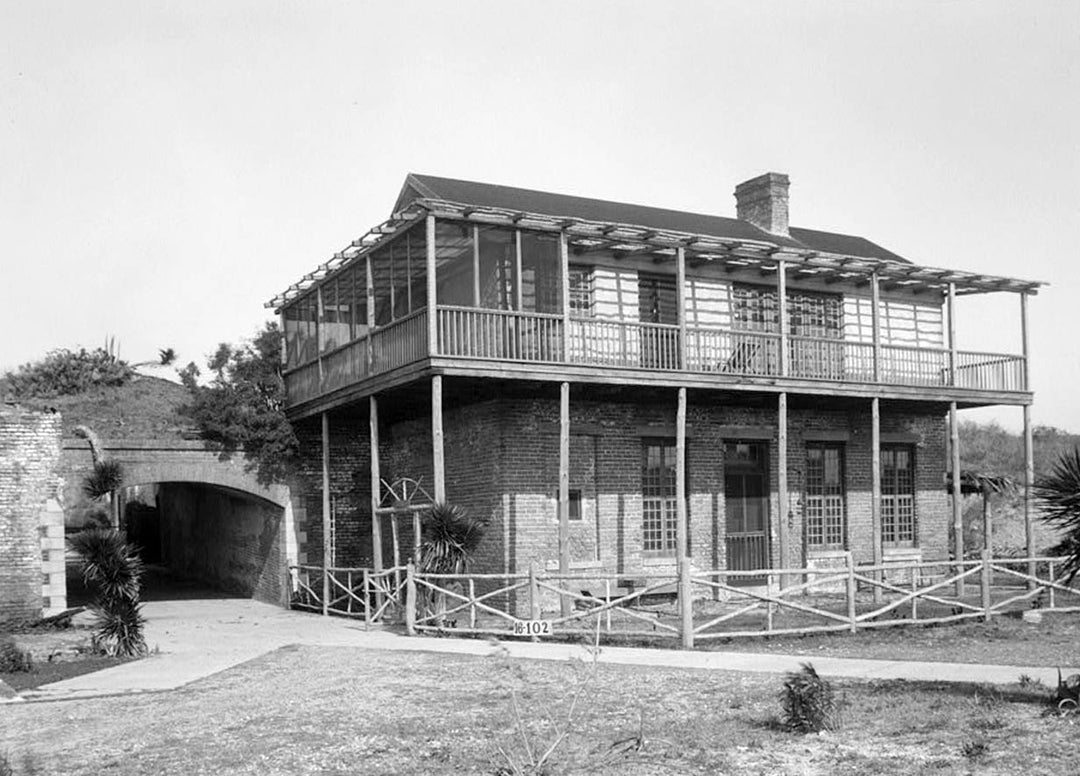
[68,528,147,657]
[0,639,33,674]
[961,738,989,761]
[779,663,838,733]
[3,345,134,398]
[82,459,124,500]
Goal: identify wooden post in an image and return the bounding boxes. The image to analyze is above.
[778,259,789,378]
[514,229,524,312]
[676,387,688,562]
[472,224,481,307]
[413,509,422,564]
[468,578,477,629]
[980,549,992,622]
[871,397,883,604]
[871,272,881,382]
[405,561,416,636]
[316,286,326,386]
[391,514,401,574]
[679,556,694,649]
[676,247,687,369]
[765,574,775,633]
[950,401,964,596]
[559,232,570,361]
[529,561,541,620]
[363,568,371,626]
[321,411,331,616]
[911,571,918,622]
[947,282,957,386]
[778,392,789,589]
[426,214,438,356]
[558,381,571,618]
[432,375,445,503]
[1022,293,1035,587]
[983,491,993,556]
[370,396,383,576]
[365,254,375,373]
[845,551,857,632]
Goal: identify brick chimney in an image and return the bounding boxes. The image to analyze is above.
[734,172,790,237]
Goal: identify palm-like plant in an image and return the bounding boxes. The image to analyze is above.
[68,528,147,657]
[1034,447,1080,583]
[418,502,486,575]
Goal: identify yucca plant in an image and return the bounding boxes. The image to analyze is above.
[68,528,147,657]
[418,502,486,575]
[82,459,124,500]
[779,663,839,733]
[1034,447,1080,583]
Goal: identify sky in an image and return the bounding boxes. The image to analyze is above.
[2,1,1077,431]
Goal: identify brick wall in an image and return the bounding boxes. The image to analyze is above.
[158,483,285,604]
[1,407,63,623]
[292,388,950,610]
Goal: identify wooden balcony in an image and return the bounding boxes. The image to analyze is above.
[283,306,1028,411]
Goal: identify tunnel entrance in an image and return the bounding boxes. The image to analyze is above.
[67,482,287,606]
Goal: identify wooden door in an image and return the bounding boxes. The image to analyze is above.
[724,440,770,581]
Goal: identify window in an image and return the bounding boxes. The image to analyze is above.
[806,444,846,547]
[881,445,916,546]
[568,267,594,317]
[568,489,582,521]
[642,439,679,554]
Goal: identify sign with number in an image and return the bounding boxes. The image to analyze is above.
[512,619,553,637]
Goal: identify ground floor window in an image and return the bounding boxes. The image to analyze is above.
[806,443,846,548]
[642,439,678,554]
[882,444,916,546]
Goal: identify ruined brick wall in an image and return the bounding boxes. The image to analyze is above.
[1,407,63,623]
[158,483,285,604]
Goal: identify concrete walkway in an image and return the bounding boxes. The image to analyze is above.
[10,599,1077,703]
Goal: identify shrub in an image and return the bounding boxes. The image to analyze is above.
[779,663,838,733]
[82,459,124,500]
[3,344,134,398]
[418,502,487,575]
[68,528,147,657]
[0,638,33,674]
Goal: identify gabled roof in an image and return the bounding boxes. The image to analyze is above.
[398,173,911,265]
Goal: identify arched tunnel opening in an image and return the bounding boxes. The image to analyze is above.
[68,481,286,606]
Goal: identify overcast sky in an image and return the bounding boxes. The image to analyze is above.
[2,1,1077,431]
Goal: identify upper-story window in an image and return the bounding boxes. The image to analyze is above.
[568,266,594,317]
[732,284,842,338]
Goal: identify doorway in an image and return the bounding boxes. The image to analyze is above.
[724,440,770,581]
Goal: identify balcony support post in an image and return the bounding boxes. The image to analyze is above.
[1024,403,1035,587]
[321,411,331,616]
[778,259,789,378]
[676,386,691,644]
[676,247,687,370]
[778,392,789,589]
[370,396,383,577]
[316,285,326,386]
[560,231,570,362]
[871,397,883,604]
[472,225,480,307]
[947,282,957,386]
[871,272,881,383]
[432,375,445,503]
[515,229,524,312]
[426,214,438,356]
[950,401,964,596]
[366,254,375,373]
[558,381,571,618]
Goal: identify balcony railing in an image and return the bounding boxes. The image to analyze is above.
[284,306,1028,407]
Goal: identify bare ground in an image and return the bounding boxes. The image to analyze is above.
[1,644,1076,776]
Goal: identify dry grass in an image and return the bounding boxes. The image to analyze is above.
[0,644,1074,776]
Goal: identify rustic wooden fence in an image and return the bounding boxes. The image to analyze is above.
[289,554,1078,645]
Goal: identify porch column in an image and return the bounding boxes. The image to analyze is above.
[558,381,571,617]
[947,282,957,386]
[871,272,881,382]
[778,259,789,377]
[432,376,445,503]
[370,396,383,575]
[676,247,687,370]
[472,225,481,307]
[950,401,964,596]
[365,254,375,373]
[676,387,688,559]
[514,230,524,312]
[316,286,326,386]
[871,397,883,603]
[1021,292,1035,584]
[426,214,438,356]
[321,411,331,616]
[778,392,789,588]
[559,232,570,362]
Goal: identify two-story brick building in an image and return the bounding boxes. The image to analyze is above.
[270,172,1041,596]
